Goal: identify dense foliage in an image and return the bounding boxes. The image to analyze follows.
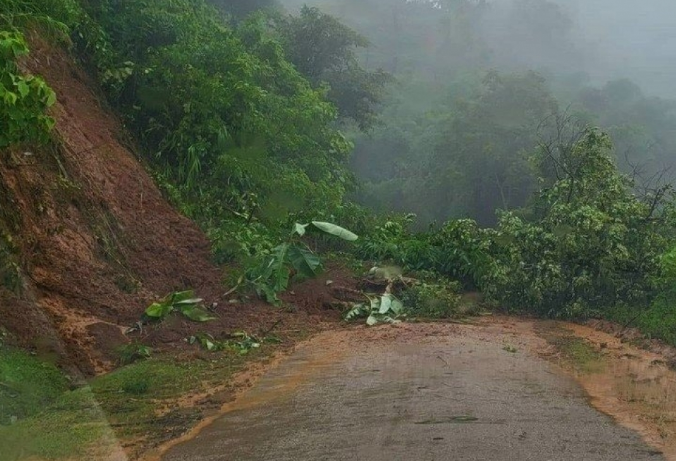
[2,0,676,345]
[79,0,355,255]
[0,30,55,148]
[274,6,391,130]
[355,132,674,327]
[485,129,673,317]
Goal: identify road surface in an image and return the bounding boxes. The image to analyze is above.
[161,320,664,461]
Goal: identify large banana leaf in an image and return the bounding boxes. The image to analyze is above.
[311,221,358,241]
[288,245,322,279]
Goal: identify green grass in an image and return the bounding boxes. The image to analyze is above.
[607,298,676,347]
[0,348,110,461]
[559,337,603,373]
[1,387,115,461]
[400,282,462,319]
[0,346,258,461]
[536,323,604,374]
[0,348,70,424]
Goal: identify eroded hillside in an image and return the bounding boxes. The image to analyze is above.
[0,35,223,375]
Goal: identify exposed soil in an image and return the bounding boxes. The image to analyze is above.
[0,36,352,376]
[586,318,676,368]
[537,320,676,460]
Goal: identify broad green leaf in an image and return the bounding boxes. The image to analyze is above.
[257,283,281,306]
[345,304,364,320]
[168,290,197,304]
[179,305,216,322]
[204,338,216,351]
[45,89,56,107]
[293,223,309,237]
[16,81,29,98]
[391,298,404,315]
[269,244,291,292]
[173,298,203,306]
[271,265,290,293]
[311,221,358,241]
[4,91,17,106]
[379,294,393,314]
[145,302,174,319]
[288,245,322,278]
[366,314,378,326]
[369,296,379,310]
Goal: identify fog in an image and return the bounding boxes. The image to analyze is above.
[281,0,676,99]
[559,0,676,98]
[274,0,676,225]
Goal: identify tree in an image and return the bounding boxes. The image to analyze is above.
[275,6,391,130]
[427,71,559,225]
[208,0,281,21]
[485,129,672,317]
[77,0,355,260]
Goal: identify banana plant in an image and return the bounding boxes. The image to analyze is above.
[345,293,405,326]
[249,221,358,305]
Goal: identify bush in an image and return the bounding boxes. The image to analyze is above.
[483,129,671,318]
[0,31,56,148]
[401,280,461,319]
[355,215,493,289]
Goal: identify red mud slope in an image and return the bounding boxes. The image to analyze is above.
[0,38,224,375]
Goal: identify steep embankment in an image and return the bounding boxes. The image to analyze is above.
[0,36,223,375]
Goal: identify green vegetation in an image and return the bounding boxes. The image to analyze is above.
[117,342,152,365]
[344,292,406,325]
[144,290,215,323]
[0,346,268,460]
[562,338,602,373]
[0,348,112,461]
[188,331,266,355]
[538,325,604,374]
[245,221,357,304]
[0,348,69,425]
[401,280,461,319]
[1,388,116,461]
[0,30,55,148]
[484,129,672,318]
[3,2,676,457]
[2,0,674,333]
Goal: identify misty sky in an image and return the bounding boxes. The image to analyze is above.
[282,0,676,98]
[557,0,676,97]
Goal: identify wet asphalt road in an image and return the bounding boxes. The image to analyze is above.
[162,324,664,461]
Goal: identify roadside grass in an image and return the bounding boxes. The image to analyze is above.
[0,346,266,461]
[0,347,70,425]
[560,337,604,373]
[536,323,604,374]
[607,300,676,348]
[1,386,116,461]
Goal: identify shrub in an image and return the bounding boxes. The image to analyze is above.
[483,129,671,317]
[401,280,461,319]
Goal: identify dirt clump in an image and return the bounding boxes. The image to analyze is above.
[280,264,363,312]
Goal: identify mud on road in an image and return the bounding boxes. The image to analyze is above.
[144,317,676,461]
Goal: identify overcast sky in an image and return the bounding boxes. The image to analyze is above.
[560,0,676,96]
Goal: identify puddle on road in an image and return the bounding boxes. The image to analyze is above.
[537,321,676,460]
